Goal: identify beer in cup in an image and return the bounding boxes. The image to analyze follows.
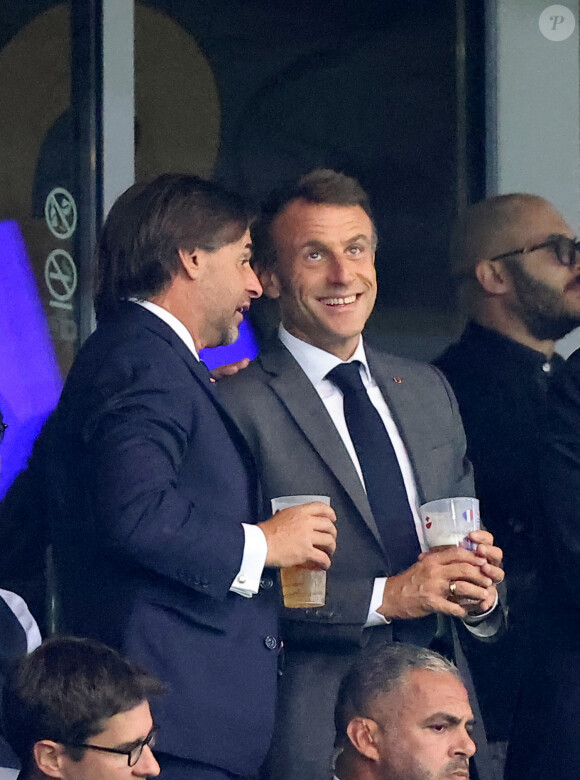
[270,495,330,608]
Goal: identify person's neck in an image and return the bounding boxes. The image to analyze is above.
[473,311,556,359]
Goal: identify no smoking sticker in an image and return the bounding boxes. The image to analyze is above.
[45,249,77,309]
[44,187,77,240]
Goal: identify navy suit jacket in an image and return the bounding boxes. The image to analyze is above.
[48,303,279,774]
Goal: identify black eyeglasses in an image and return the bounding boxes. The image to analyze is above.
[490,234,580,268]
[0,418,6,445]
[65,726,157,767]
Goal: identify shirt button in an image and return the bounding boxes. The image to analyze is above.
[264,635,278,650]
[542,362,551,373]
[238,575,247,584]
[260,577,274,590]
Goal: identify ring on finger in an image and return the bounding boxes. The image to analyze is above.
[449,581,457,599]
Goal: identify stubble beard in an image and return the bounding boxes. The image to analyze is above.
[504,258,580,341]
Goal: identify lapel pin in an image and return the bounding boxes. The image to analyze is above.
[393,376,403,383]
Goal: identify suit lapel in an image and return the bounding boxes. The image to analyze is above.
[367,347,427,504]
[260,341,384,549]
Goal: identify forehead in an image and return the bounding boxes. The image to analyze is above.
[95,700,153,744]
[270,200,373,251]
[382,670,472,724]
[511,201,573,245]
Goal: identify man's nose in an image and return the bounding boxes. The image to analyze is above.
[246,264,263,298]
[327,256,355,285]
[134,745,161,777]
[453,728,477,758]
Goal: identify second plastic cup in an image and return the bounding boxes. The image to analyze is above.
[418,497,480,551]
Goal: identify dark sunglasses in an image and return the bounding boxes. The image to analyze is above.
[490,234,580,268]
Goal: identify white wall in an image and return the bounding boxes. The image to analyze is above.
[486,0,580,353]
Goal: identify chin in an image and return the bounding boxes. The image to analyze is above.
[219,326,240,347]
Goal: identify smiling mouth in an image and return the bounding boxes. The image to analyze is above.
[319,294,358,306]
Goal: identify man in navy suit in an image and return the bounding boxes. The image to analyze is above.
[44,175,337,780]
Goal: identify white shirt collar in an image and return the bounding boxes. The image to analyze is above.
[130,299,200,360]
[278,324,370,386]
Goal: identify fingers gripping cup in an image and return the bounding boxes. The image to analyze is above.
[270,495,330,608]
[419,497,480,551]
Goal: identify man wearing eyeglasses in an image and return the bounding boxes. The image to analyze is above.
[333,643,476,780]
[434,194,580,762]
[2,637,163,780]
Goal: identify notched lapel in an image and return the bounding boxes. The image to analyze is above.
[262,345,385,549]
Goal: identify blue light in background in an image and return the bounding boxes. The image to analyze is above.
[0,221,62,498]
[200,317,259,369]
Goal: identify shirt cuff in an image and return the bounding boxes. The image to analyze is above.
[461,591,500,637]
[364,577,391,627]
[230,524,268,598]
[0,588,42,652]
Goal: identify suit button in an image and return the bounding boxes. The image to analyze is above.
[264,635,278,650]
[315,609,335,618]
[201,578,209,587]
[260,577,273,590]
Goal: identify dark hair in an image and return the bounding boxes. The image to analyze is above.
[252,168,376,271]
[94,173,254,318]
[2,637,164,769]
[334,643,459,747]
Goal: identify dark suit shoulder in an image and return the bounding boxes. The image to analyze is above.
[366,345,457,405]
[64,309,195,401]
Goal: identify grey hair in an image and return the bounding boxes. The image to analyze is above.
[334,643,460,746]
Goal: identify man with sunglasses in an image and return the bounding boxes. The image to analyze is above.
[2,636,163,780]
[435,193,580,759]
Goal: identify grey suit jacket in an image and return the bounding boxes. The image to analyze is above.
[219,336,476,649]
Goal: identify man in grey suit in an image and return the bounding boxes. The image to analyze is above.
[219,169,504,780]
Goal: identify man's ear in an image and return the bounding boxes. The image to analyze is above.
[346,717,381,762]
[178,248,202,281]
[33,740,67,778]
[258,268,282,300]
[474,259,510,295]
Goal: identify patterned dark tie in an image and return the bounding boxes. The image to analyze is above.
[327,361,421,576]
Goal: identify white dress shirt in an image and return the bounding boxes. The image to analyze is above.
[0,588,41,653]
[132,300,267,597]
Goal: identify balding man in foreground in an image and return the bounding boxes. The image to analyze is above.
[334,643,476,780]
[435,194,580,750]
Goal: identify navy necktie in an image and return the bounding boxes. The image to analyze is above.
[327,361,421,576]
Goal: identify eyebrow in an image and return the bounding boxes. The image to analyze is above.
[112,727,155,752]
[345,233,371,245]
[423,713,475,728]
[301,234,372,251]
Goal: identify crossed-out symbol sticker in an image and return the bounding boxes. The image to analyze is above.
[44,187,78,240]
[45,249,78,309]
